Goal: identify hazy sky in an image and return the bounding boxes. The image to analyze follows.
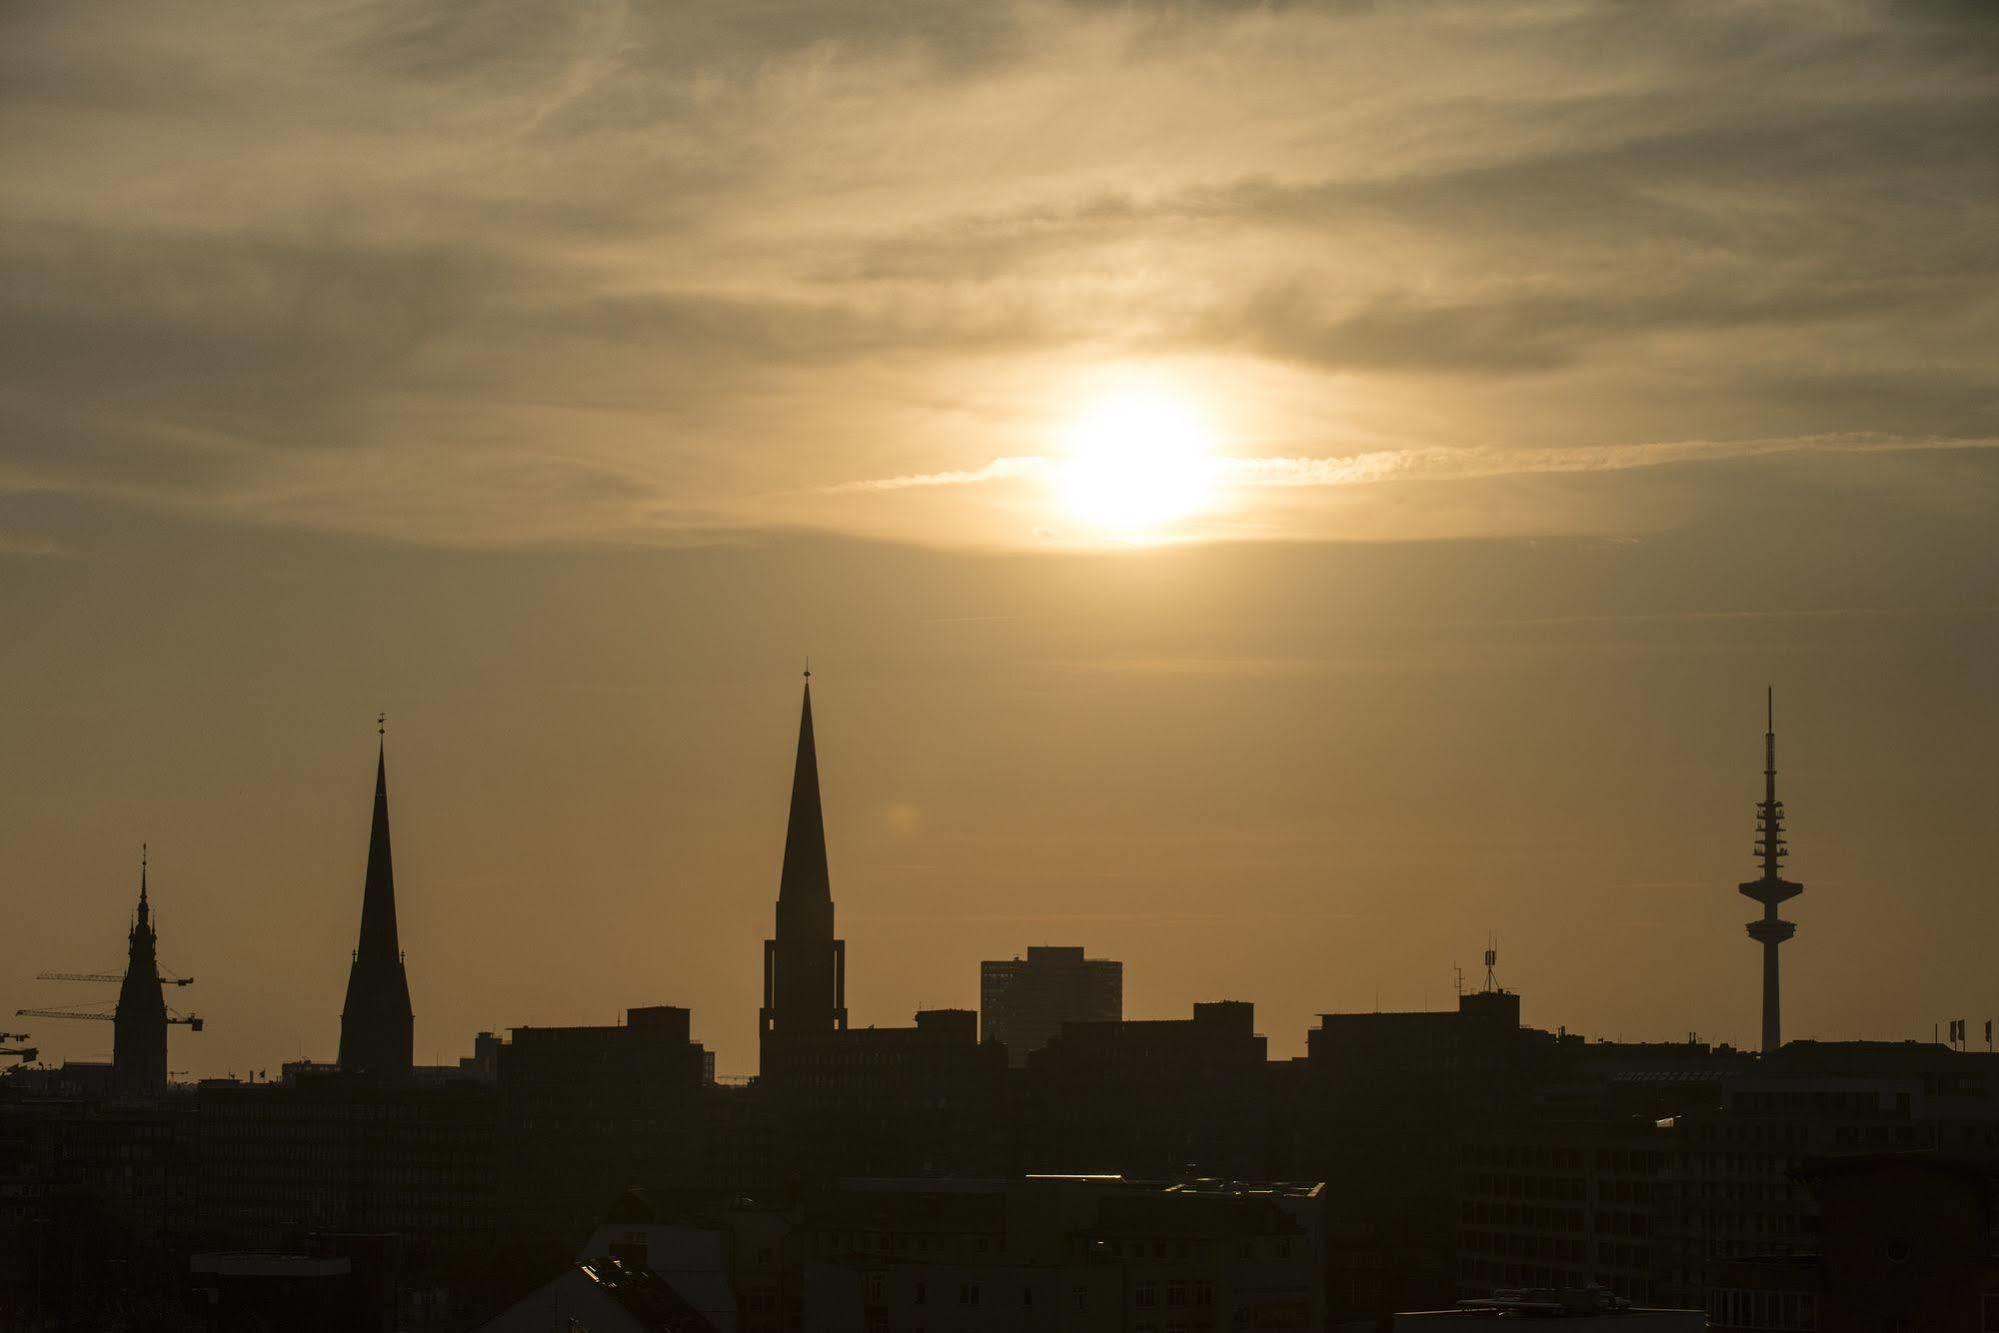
[2,1,1995,1077]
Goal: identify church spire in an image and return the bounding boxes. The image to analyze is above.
[340,718,414,1079]
[760,668,847,1066]
[354,734,401,962]
[778,671,831,904]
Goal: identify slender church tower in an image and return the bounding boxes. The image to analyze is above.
[760,671,848,1076]
[112,846,169,1098]
[1739,689,1802,1053]
[339,719,414,1079]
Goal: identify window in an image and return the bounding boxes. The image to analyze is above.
[914,1282,926,1306]
[1136,1280,1159,1308]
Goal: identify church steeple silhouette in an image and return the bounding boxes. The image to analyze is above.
[113,845,168,1098]
[339,719,414,1079]
[760,670,848,1074]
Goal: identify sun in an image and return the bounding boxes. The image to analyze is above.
[1053,391,1220,538]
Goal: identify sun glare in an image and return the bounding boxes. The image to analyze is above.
[1054,392,1219,539]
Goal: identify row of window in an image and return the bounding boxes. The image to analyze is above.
[1705,1286,1817,1330]
[1459,1260,1654,1304]
[1134,1279,1216,1308]
[1458,1229,1651,1272]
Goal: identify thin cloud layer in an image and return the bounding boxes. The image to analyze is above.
[1,0,1994,547]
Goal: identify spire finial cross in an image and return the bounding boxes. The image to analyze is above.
[377,712,386,738]
[803,657,812,681]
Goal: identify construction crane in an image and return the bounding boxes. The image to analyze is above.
[37,971,194,986]
[16,1007,204,1032]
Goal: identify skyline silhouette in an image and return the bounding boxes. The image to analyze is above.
[4,3,1998,1326]
[19,670,1985,1086]
[5,0,1997,1088]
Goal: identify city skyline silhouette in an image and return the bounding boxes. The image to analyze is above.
[12,657,1989,1084]
[3,2,1996,1327]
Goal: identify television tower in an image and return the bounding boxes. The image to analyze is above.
[1739,689,1802,1053]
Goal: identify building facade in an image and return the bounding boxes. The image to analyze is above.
[980,946,1122,1068]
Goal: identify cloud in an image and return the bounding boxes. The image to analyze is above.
[831,433,1999,499]
[826,457,1051,492]
[0,0,1993,548]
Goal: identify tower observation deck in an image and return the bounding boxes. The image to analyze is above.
[1739,689,1802,1053]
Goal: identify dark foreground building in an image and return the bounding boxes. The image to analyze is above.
[1707,1153,1999,1331]
[797,1175,1327,1332]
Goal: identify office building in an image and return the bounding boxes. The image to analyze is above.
[980,946,1121,1068]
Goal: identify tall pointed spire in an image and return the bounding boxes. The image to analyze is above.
[340,719,414,1079]
[354,737,402,961]
[777,673,831,904]
[1740,688,1802,1054]
[761,668,847,1072]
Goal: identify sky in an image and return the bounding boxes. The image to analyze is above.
[1,0,1995,1078]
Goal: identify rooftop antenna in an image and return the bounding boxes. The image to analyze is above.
[1452,964,1464,998]
[1483,933,1499,994]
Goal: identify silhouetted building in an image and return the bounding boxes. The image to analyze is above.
[795,1175,1325,1332]
[1655,1040,1999,1308]
[980,946,1121,1067]
[1739,690,1802,1053]
[114,851,170,1099]
[760,1010,1010,1183]
[1705,1153,1999,1332]
[759,676,847,1081]
[186,1251,365,1333]
[0,1088,189,1325]
[1456,1117,1674,1303]
[191,1076,497,1256]
[339,733,415,1080]
[1295,985,1557,1321]
[478,1188,738,1333]
[496,1006,716,1239]
[1025,1001,1270,1180]
[1396,1299,1703,1330]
